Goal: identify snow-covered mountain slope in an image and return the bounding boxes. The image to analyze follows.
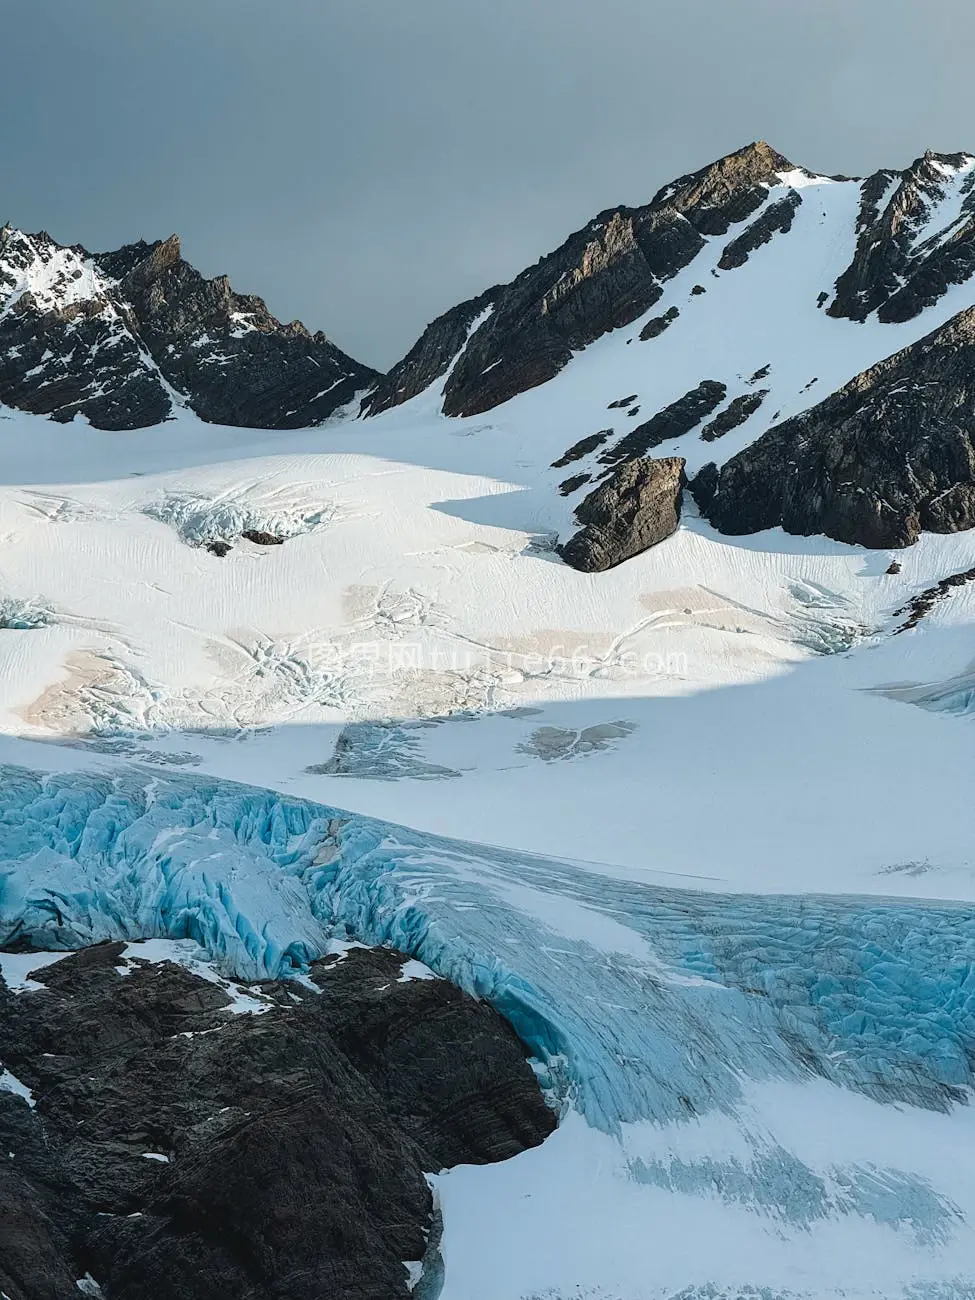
[368,142,975,561]
[371,143,975,428]
[0,226,377,429]
[2,141,975,1299]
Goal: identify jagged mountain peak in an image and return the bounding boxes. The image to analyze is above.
[357,139,975,568]
[648,139,798,222]
[365,141,975,430]
[364,140,821,419]
[829,149,975,322]
[0,224,377,430]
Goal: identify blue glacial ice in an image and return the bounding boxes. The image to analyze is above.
[3,761,975,1135]
[143,491,338,547]
[0,595,53,629]
[878,668,975,718]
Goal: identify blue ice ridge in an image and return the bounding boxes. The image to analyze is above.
[2,764,975,1135]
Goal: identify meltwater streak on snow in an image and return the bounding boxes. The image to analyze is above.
[3,764,975,1137]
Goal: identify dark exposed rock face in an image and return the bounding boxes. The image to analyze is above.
[559,472,591,496]
[700,390,768,441]
[717,190,802,270]
[689,461,720,514]
[240,529,284,546]
[699,307,975,547]
[0,942,555,1300]
[894,566,975,631]
[658,141,796,236]
[0,228,378,431]
[599,380,726,466]
[551,429,612,467]
[367,143,793,418]
[639,305,679,340]
[360,287,498,415]
[560,456,685,572]
[828,152,975,323]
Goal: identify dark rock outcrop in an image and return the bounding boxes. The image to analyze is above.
[894,566,975,631]
[699,307,975,547]
[828,151,975,323]
[551,429,612,467]
[358,287,498,415]
[560,456,685,572]
[700,390,768,441]
[559,472,591,496]
[367,143,793,418]
[0,229,378,430]
[240,529,284,546]
[689,461,719,514]
[639,305,679,340]
[717,189,802,270]
[0,942,555,1299]
[600,380,726,466]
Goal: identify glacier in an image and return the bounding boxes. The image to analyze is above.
[5,759,974,1297]
[3,761,974,1134]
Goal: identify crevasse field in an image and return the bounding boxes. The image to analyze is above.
[2,166,975,1299]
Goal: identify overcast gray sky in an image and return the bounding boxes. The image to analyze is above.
[2,0,972,368]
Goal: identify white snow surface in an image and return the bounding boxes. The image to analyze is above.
[0,1067,35,1108]
[2,163,975,1297]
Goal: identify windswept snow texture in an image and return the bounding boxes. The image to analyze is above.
[878,668,975,718]
[3,762,975,1297]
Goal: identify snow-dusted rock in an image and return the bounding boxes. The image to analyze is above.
[0,227,377,430]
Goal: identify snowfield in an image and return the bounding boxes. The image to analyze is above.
[3,158,975,1298]
[0,397,972,896]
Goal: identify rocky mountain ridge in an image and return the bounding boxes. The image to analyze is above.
[367,143,975,423]
[694,305,975,547]
[364,141,797,418]
[6,139,975,563]
[0,226,377,430]
[359,140,975,565]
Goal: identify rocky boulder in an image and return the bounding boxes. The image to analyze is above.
[560,456,686,572]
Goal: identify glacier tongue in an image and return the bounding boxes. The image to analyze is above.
[3,760,975,1297]
[3,762,975,1130]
